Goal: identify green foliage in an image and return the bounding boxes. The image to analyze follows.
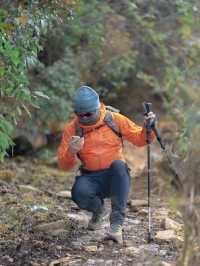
[32,48,80,128]
[0,1,76,158]
[0,116,13,161]
[1,0,200,160]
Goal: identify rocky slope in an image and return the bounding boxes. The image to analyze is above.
[0,142,183,266]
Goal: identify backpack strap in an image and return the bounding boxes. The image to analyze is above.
[75,122,84,137]
[104,111,123,144]
[74,111,123,166]
[75,112,123,142]
[75,122,84,163]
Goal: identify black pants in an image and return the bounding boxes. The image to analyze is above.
[71,160,130,226]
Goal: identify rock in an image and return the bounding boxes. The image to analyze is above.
[105,260,113,266]
[18,185,42,193]
[30,262,41,266]
[124,246,140,257]
[49,256,71,266]
[34,220,67,233]
[56,190,71,199]
[154,208,169,220]
[128,199,148,211]
[84,259,97,265]
[55,245,62,250]
[68,259,82,266]
[84,259,112,266]
[67,212,89,228]
[159,262,173,266]
[84,245,98,253]
[98,244,104,252]
[50,229,68,237]
[138,208,148,216]
[159,250,168,256]
[71,241,82,250]
[2,255,14,263]
[155,230,183,243]
[29,205,48,212]
[161,217,183,231]
[125,218,140,225]
[155,230,175,241]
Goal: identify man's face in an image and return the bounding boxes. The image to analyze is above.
[76,109,100,125]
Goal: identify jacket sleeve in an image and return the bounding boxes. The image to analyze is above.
[57,120,78,171]
[113,113,155,146]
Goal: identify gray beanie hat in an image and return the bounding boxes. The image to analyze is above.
[73,86,100,113]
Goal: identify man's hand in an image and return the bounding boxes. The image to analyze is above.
[68,136,84,154]
[144,111,156,127]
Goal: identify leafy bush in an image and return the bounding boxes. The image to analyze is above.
[0,0,76,159]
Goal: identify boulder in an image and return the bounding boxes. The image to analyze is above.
[161,217,183,231]
[155,230,183,243]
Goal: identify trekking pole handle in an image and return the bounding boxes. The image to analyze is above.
[143,102,152,115]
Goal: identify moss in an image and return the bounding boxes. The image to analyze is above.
[0,169,16,182]
[0,223,10,235]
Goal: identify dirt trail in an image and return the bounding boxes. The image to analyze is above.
[0,142,182,266]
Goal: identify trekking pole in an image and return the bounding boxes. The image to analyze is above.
[143,102,182,243]
[143,102,154,243]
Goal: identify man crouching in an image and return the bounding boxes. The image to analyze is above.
[57,86,155,244]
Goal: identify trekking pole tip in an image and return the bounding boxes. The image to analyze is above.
[147,232,154,243]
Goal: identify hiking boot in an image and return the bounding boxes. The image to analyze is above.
[106,224,123,244]
[87,208,106,231]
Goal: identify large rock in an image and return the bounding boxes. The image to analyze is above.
[34,220,67,234]
[67,212,89,228]
[161,217,183,231]
[128,199,148,212]
[155,230,183,243]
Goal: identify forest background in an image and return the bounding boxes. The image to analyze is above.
[0,0,200,265]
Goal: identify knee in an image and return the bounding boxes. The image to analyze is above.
[71,183,91,209]
[111,160,127,175]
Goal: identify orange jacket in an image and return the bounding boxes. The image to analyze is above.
[57,103,154,171]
